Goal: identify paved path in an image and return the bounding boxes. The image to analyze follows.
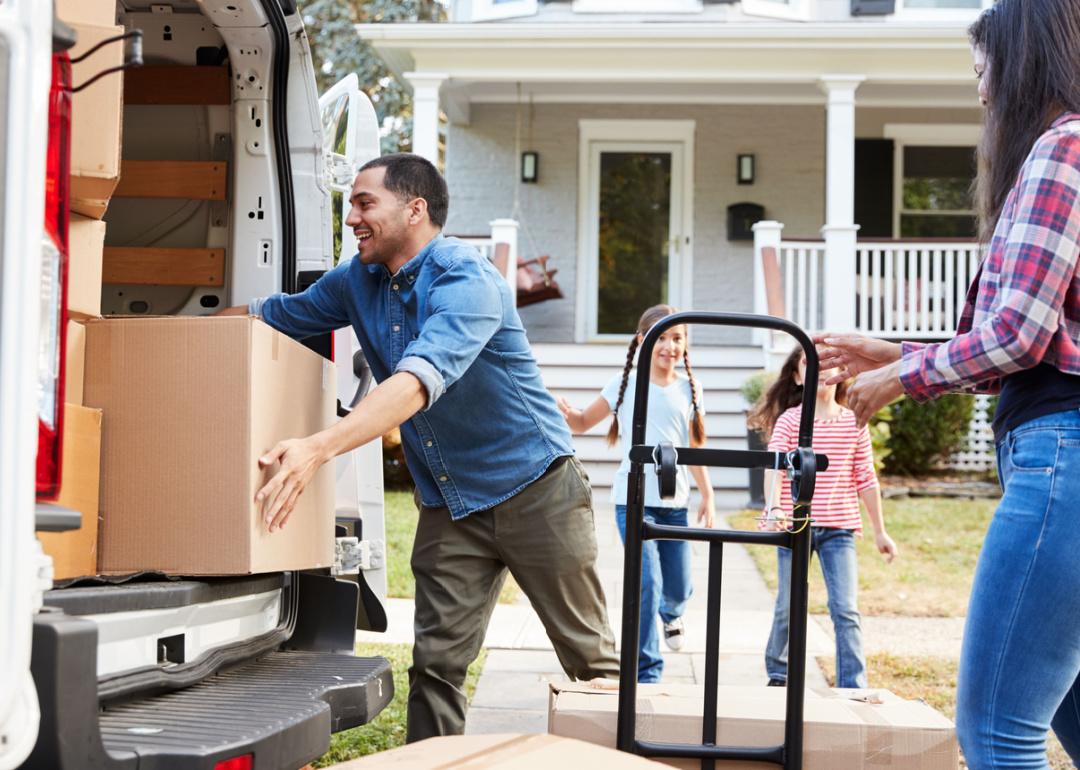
[359,505,835,734]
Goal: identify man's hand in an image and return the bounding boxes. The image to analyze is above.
[814,333,902,385]
[875,529,898,563]
[845,361,905,427]
[256,436,330,532]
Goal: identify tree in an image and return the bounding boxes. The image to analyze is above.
[298,0,445,154]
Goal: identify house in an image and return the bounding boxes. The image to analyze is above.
[359,0,990,505]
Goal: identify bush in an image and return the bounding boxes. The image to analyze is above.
[740,371,776,409]
[868,406,892,476]
[884,395,975,475]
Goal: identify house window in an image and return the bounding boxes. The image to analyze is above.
[742,0,811,21]
[451,0,538,22]
[893,0,991,18]
[573,0,703,12]
[899,146,976,238]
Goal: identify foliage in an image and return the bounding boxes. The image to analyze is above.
[739,370,775,408]
[299,0,445,154]
[868,405,892,476]
[313,642,487,766]
[884,395,975,475]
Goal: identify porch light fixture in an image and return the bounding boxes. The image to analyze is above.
[521,151,539,183]
[737,153,755,185]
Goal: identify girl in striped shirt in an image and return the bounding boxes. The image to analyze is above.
[749,346,897,689]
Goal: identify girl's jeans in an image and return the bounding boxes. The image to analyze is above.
[956,410,1080,769]
[765,527,867,689]
[615,505,693,683]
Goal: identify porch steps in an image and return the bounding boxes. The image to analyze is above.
[532,342,764,512]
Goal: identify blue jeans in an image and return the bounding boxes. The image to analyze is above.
[956,410,1080,770]
[615,505,693,683]
[765,527,867,688]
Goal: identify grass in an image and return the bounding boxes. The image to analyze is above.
[728,496,998,617]
[385,490,521,605]
[312,642,488,767]
[818,654,1072,769]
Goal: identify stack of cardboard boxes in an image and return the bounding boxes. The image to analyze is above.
[40,0,336,582]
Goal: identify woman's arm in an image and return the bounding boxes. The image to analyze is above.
[557,395,612,435]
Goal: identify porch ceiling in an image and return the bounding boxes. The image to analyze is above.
[359,21,979,94]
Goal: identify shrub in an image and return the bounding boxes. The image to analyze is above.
[740,371,776,409]
[884,395,975,475]
[868,406,892,476]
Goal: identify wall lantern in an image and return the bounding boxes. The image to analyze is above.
[737,153,755,185]
[521,151,539,183]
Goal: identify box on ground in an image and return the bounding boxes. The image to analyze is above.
[37,404,103,581]
[548,682,958,770]
[68,214,104,319]
[56,0,117,27]
[69,23,123,219]
[65,320,86,406]
[332,733,669,769]
[85,316,336,575]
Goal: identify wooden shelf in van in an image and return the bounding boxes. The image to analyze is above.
[124,65,231,106]
[103,247,225,287]
[115,161,226,200]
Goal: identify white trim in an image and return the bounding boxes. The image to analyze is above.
[575,120,695,343]
[468,92,977,108]
[573,0,703,11]
[451,0,538,22]
[893,0,991,22]
[885,123,980,237]
[743,0,813,22]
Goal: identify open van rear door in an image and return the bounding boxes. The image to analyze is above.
[318,75,387,625]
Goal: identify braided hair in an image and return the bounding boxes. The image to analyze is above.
[606,304,699,447]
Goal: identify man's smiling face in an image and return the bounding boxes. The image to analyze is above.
[345,166,413,267]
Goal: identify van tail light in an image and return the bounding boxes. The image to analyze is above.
[36,52,72,501]
[213,754,253,770]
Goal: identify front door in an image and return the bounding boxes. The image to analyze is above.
[583,141,689,338]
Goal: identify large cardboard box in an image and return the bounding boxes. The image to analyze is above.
[84,316,336,575]
[333,734,669,769]
[56,0,117,27]
[65,320,86,405]
[548,682,958,770]
[70,23,124,219]
[68,214,105,319]
[37,404,103,581]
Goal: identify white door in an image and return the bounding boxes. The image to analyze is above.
[578,128,694,340]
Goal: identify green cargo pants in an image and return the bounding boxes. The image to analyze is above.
[406,456,620,741]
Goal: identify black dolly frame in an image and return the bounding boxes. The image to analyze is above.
[616,311,829,770]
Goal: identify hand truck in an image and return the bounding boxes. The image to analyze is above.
[616,311,829,770]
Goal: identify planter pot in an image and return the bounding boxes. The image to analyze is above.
[746,414,767,509]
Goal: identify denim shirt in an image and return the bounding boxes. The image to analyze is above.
[251,234,574,519]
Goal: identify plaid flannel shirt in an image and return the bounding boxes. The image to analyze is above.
[900,113,1080,402]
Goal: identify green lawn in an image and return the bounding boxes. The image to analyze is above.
[385,490,521,604]
[312,642,488,767]
[728,496,997,617]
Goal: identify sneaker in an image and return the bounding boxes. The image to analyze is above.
[662,618,685,651]
[767,678,786,687]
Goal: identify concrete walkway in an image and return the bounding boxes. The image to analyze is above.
[358,504,834,734]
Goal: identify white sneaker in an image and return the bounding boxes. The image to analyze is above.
[663,618,685,651]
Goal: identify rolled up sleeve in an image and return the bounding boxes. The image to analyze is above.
[396,258,502,409]
[252,263,351,339]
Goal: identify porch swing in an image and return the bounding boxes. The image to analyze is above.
[489,85,563,308]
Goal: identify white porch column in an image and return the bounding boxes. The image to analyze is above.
[819,75,864,333]
[404,72,447,166]
[489,217,519,305]
[752,220,785,367]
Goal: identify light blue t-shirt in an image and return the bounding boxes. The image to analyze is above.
[601,371,705,508]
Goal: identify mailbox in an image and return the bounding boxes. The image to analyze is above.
[727,202,765,242]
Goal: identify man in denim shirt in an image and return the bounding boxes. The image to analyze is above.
[227,154,619,740]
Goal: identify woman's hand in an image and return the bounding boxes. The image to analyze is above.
[875,529,898,564]
[697,496,716,529]
[814,333,902,385]
[844,361,905,428]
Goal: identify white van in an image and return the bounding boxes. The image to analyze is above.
[0,2,391,768]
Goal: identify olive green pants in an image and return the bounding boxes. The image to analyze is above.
[405,456,620,741]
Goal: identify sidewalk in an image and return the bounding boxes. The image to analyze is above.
[358,504,833,734]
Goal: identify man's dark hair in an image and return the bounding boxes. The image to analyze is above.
[359,153,449,228]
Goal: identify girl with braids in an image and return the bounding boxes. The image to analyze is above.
[749,345,896,690]
[557,304,714,683]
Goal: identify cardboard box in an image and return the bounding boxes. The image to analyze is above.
[84,316,336,575]
[38,404,103,581]
[548,682,958,770]
[65,320,86,405]
[56,0,117,27]
[70,23,124,219]
[333,734,670,769]
[68,214,105,319]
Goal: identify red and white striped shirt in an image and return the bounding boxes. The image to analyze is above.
[767,406,878,532]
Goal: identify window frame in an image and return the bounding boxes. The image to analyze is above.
[572,0,703,12]
[891,0,992,22]
[451,0,539,22]
[741,0,813,22]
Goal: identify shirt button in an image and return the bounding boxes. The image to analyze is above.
[392,283,400,290]
[425,440,433,447]
[393,324,400,332]
[439,475,448,482]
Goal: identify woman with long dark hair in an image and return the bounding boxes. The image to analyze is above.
[816,0,1080,765]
